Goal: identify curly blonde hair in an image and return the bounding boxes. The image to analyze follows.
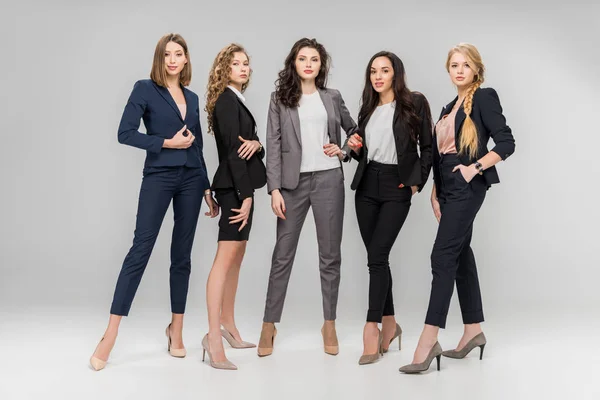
[205,43,251,133]
[446,43,485,159]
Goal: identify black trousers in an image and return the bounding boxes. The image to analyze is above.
[110,166,204,316]
[425,154,487,328]
[355,161,412,323]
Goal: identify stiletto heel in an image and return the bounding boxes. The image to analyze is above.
[399,342,443,374]
[202,349,206,362]
[201,334,237,370]
[398,333,402,350]
[441,332,487,360]
[165,323,186,358]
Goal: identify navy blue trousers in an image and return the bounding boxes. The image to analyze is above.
[425,154,487,328]
[110,166,204,316]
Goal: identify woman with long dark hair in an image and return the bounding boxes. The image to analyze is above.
[258,38,357,357]
[89,33,219,371]
[346,51,433,365]
[400,43,515,374]
[201,43,266,370]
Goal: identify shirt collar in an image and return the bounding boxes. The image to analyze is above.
[227,85,246,102]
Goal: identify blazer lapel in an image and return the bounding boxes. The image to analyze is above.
[288,107,302,145]
[182,88,194,124]
[236,97,257,133]
[318,89,337,143]
[153,82,184,122]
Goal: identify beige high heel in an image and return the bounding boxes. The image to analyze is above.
[221,328,256,349]
[382,323,402,353]
[321,322,339,355]
[89,337,108,371]
[442,332,486,359]
[257,322,277,357]
[358,331,383,365]
[165,324,186,358]
[201,334,237,370]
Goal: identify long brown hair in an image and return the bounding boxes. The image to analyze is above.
[446,43,485,158]
[274,38,331,108]
[205,43,251,134]
[358,51,422,142]
[150,33,192,87]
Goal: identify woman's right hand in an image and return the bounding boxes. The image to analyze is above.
[347,132,363,153]
[431,187,441,223]
[230,197,253,231]
[164,125,195,149]
[271,189,286,220]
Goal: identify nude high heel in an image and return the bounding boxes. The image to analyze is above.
[89,337,108,371]
[165,323,186,358]
[202,334,237,370]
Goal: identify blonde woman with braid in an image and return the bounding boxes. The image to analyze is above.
[202,43,266,370]
[400,43,515,374]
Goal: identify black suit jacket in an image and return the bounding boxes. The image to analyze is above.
[432,87,515,194]
[211,88,266,200]
[350,92,433,192]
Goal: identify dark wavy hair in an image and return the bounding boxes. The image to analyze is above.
[274,38,331,108]
[358,51,421,142]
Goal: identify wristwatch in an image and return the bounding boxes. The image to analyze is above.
[475,162,484,175]
[204,189,212,197]
[340,149,348,158]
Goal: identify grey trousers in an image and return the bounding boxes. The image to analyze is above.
[263,167,345,322]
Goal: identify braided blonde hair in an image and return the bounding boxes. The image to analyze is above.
[205,43,251,134]
[446,43,485,159]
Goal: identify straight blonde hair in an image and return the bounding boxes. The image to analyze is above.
[150,33,192,87]
[446,43,485,159]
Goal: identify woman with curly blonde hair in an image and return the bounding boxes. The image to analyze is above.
[400,43,515,374]
[201,43,266,370]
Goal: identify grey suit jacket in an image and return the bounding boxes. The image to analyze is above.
[266,88,357,193]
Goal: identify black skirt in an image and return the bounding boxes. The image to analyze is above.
[215,189,254,241]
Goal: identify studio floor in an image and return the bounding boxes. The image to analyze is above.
[1,307,597,400]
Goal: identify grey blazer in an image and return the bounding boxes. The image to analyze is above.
[266,88,357,193]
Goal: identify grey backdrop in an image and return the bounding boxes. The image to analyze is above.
[2,0,598,324]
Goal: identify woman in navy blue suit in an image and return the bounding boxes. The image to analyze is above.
[90,33,219,371]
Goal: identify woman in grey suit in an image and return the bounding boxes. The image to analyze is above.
[258,38,357,357]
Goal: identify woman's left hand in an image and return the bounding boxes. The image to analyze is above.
[204,194,220,218]
[323,143,343,159]
[238,136,261,160]
[452,164,479,183]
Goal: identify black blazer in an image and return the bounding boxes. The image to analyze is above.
[432,87,515,194]
[117,79,210,190]
[350,92,433,192]
[211,88,266,200]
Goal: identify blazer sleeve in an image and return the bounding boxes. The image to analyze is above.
[192,102,211,191]
[479,88,515,160]
[334,89,358,162]
[266,93,282,194]
[214,94,253,200]
[252,125,265,160]
[117,81,164,154]
[416,93,433,192]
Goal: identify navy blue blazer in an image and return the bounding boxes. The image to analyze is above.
[117,79,210,190]
[433,87,515,192]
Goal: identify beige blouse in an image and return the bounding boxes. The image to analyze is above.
[435,106,459,154]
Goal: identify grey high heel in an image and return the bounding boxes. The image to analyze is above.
[358,331,383,365]
[201,334,237,370]
[399,342,443,374]
[442,332,486,360]
[221,328,256,349]
[382,323,402,353]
